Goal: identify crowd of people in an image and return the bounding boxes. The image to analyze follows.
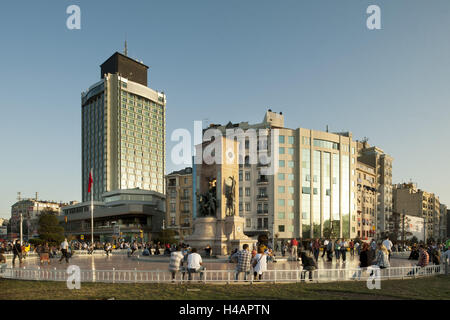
[1,236,449,282]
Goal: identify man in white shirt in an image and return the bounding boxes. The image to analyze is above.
[59,238,70,263]
[382,237,393,261]
[187,248,204,280]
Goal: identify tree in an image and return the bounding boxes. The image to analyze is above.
[158,229,177,245]
[38,209,65,245]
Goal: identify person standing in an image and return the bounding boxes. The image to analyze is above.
[168,246,185,281]
[382,236,393,261]
[251,247,267,281]
[234,244,252,281]
[375,243,390,269]
[339,239,348,263]
[349,240,355,257]
[290,238,298,260]
[334,239,341,262]
[59,238,70,264]
[12,240,23,267]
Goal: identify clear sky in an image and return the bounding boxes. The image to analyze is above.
[0,0,449,219]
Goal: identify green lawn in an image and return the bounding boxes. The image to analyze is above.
[1,276,449,300]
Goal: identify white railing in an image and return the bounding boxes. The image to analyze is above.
[0,264,446,284]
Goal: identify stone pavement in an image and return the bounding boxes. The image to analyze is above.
[7,252,416,271]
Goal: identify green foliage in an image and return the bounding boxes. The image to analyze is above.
[38,210,65,244]
[28,238,44,246]
[158,229,177,245]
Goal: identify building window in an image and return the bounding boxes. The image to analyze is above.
[279,160,285,167]
[279,147,285,154]
[278,225,285,232]
[245,172,251,181]
[279,135,285,144]
[245,188,251,197]
[288,136,294,144]
[278,186,285,193]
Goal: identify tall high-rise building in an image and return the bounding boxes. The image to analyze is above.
[207,110,358,241]
[81,51,166,202]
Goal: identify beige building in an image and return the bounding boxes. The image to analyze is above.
[82,51,166,202]
[357,142,393,239]
[207,110,358,241]
[393,183,443,241]
[356,162,377,241]
[166,167,194,239]
[9,199,65,240]
[439,204,447,240]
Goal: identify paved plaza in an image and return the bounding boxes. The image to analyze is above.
[7,252,416,271]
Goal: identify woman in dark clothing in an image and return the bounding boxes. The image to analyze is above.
[300,251,317,281]
[353,242,370,280]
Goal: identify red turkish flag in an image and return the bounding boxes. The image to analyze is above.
[88,171,93,193]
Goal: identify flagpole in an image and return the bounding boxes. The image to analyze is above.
[90,168,94,245]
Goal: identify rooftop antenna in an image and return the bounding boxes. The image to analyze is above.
[326,125,329,133]
[124,35,128,56]
[17,192,21,201]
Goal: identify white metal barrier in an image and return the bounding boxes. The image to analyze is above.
[0,264,445,284]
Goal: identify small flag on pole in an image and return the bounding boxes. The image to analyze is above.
[88,171,93,193]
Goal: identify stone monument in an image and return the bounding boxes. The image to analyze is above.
[185,136,256,256]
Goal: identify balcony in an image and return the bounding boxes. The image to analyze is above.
[257,194,268,200]
[181,210,191,214]
[257,178,269,185]
[257,210,269,215]
[180,196,190,201]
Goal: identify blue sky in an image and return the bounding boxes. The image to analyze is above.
[0,0,449,218]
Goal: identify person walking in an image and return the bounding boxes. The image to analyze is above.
[12,240,23,267]
[168,246,185,281]
[312,239,320,261]
[251,246,267,281]
[59,238,70,264]
[326,239,334,262]
[322,239,328,258]
[234,244,252,281]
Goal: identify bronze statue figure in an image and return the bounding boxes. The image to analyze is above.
[225,176,236,216]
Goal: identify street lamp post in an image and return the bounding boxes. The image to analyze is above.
[19,212,23,245]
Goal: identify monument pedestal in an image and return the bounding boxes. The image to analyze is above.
[186,216,256,256]
[185,136,256,256]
